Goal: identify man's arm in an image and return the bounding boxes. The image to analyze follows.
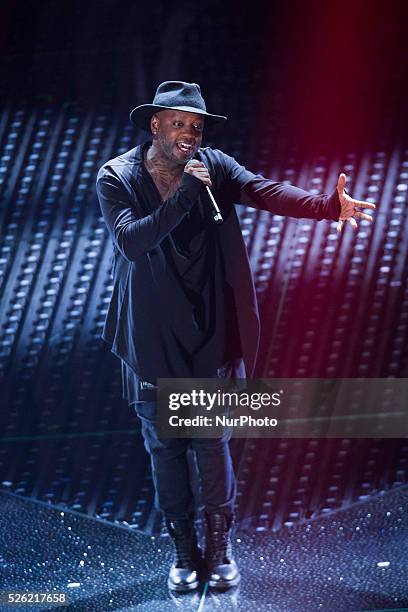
[240,175,341,221]
[96,167,203,262]
[220,151,340,221]
[219,151,375,229]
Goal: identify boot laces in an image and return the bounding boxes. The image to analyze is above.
[207,514,232,565]
[174,535,195,568]
[167,521,197,569]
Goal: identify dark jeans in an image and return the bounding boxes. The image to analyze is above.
[134,401,236,521]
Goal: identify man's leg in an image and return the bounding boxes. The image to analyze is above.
[134,401,202,591]
[135,400,194,518]
[190,431,236,517]
[191,430,240,589]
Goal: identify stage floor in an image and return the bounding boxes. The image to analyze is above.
[1,486,408,611]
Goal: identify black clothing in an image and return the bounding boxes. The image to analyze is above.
[96,141,341,402]
[96,139,341,525]
[135,401,235,520]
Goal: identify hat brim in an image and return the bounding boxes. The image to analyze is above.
[129,104,227,130]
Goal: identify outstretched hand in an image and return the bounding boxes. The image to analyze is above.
[336,173,376,233]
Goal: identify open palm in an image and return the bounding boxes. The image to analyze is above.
[336,173,376,233]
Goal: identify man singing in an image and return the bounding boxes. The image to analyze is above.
[96,81,375,592]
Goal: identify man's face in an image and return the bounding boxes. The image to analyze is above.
[151,109,204,165]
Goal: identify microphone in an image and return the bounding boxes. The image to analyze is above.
[205,185,223,224]
[186,159,223,224]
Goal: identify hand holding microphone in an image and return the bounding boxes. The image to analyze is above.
[183,160,223,224]
[183,160,212,187]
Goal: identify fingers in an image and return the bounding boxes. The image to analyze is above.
[336,218,356,232]
[185,160,205,168]
[185,169,212,187]
[337,217,357,231]
[184,161,212,187]
[196,172,212,187]
[351,199,376,210]
[337,170,376,210]
[337,172,347,193]
[336,212,373,233]
[353,211,374,222]
[192,168,211,182]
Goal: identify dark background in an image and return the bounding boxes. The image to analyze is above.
[0,0,407,532]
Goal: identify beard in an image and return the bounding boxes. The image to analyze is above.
[156,133,197,165]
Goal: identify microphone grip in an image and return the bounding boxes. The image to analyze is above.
[186,158,223,224]
[205,186,223,224]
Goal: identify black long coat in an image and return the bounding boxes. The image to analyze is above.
[96,143,340,380]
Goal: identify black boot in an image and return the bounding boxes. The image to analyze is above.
[165,517,202,592]
[205,512,241,589]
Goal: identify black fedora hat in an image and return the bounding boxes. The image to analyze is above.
[129,81,227,130]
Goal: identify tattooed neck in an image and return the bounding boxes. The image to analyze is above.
[144,146,183,185]
[144,145,183,199]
